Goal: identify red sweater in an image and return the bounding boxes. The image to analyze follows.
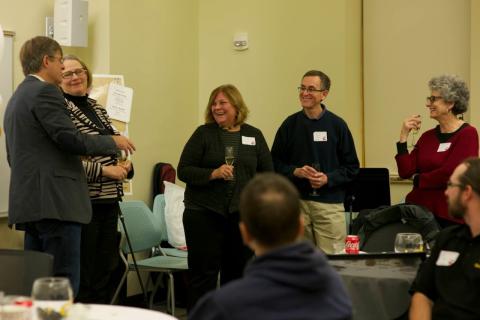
[395,124,479,222]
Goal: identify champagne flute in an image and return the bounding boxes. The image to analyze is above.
[394,233,423,253]
[31,277,73,320]
[225,146,235,181]
[310,162,322,196]
[116,149,128,166]
[409,115,421,148]
[116,150,130,183]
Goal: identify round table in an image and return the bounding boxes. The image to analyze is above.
[69,304,177,320]
[330,255,420,320]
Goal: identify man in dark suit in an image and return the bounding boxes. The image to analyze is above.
[3,36,135,295]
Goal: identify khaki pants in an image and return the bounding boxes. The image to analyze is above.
[301,200,346,254]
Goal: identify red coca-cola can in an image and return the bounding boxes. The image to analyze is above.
[345,235,360,254]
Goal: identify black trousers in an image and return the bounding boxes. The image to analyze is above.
[183,208,252,311]
[76,202,120,303]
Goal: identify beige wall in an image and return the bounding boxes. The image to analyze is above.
[1,0,479,247]
[364,0,471,173]
[363,0,472,203]
[64,0,111,73]
[471,0,480,130]
[109,0,199,204]
[198,0,364,161]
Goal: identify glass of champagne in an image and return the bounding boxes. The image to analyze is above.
[310,162,322,196]
[116,150,130,183]
[31,277,73,320]
[225,146,235,181]
[394,233,423,253]
[409,115,421,148]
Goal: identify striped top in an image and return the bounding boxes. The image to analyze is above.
[65,95,124,201]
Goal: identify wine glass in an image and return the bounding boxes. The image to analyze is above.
[224,146,235,180]
[310,162,322,196]
[394,233,423,253]
[116,150,130,183]
[31,277,73,320]
[408,115,421,148]
[117,149,130,168]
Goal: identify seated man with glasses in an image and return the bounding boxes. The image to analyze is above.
[271,70,360,254]
[410,157,480,320]
[396,74,478,229]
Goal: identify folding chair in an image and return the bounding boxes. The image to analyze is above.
[0,249,53,295]
[344,168,391,233]
[111,201,188,316]
[152,194,188,258]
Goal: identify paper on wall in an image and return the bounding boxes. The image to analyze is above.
[105,83,133,123]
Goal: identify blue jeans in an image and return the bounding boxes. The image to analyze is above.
[24,220,82,296]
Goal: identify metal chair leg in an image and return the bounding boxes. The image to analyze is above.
[168,272,175,316]
[111,248,129,304]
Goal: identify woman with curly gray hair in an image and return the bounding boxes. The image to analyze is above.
[395,74,479,228]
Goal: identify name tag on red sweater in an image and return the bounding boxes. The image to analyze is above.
[437,142,451,152]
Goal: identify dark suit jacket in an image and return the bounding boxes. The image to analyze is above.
[3,76,117,226]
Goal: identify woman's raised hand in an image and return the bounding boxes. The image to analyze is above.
[400,115,421,142]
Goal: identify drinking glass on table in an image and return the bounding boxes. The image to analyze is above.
[224,146,235,180]
[31,277,73,320]
[394,233,423,253]
[310,162,322,196]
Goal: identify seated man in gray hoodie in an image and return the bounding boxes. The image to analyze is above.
[188,172,352,320]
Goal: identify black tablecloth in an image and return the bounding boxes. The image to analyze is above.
[330,256,420,320]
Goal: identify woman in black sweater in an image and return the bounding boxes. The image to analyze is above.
[178,84,273,311]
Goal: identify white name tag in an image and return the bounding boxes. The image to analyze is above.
[437,142,452,152]
[313,131,328,142]
[242,136,256,146]
[436,250,460,266]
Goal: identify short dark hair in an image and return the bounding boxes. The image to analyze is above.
[20,36,62,76]
[458,157,480,195]
[303,70,331,91]
[239,173,300,247]
[63,54,93,88]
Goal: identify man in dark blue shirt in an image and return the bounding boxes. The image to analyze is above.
[188,173,352,320]
[271,70,359,254]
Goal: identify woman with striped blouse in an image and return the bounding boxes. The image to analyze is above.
[60,55,133,303]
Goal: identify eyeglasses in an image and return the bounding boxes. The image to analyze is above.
[48,55,64,64]
[298,86,325,94]
[62,68,86,79]
[426,96,443,104]
[447,181,464,189]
